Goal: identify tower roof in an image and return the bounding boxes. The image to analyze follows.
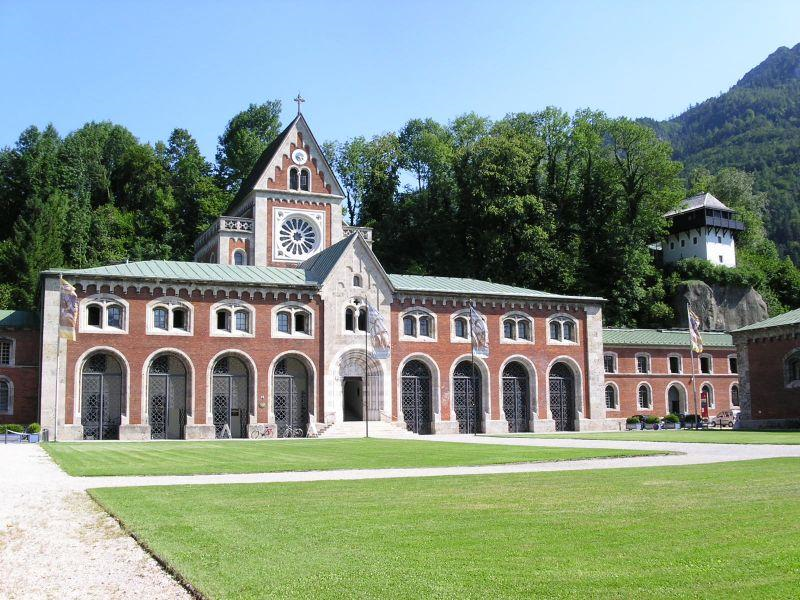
[665,192,732,217]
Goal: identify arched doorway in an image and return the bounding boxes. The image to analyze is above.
[273,357,309,437]
[731,384,740,407]
[667,384,684,415]
[549,363,575,431]
[148,354,187,440]
[81,353,124,440]
[702,384,714,410]
[401,360,432,434]
[337,350,382,422]
[211,356,249,438]
[502,361,529,433]
[453,360,482,434]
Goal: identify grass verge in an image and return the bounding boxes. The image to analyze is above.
[488,430,800,444]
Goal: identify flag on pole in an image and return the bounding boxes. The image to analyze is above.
[59,277,78,341]
[687,305,704,354]
[366,302,390,359]
[469,304,489,357]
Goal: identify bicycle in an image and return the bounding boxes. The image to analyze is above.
[250,424,274,439]
[281,426,305,438]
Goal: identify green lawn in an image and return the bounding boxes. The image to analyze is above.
[91,458,800,599]
[43,438,658,477]
[489,429,800,444]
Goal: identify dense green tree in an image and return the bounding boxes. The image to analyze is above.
[215,100,282,192]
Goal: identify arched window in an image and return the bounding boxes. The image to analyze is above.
[273,304,313,337]
[233,249,246,265]
[0,378,11,414]
[0,338,13,366]
[211,300,255,337]
[731,384,740,407]
[357,307,367,331]
[501,313,533,343]
[300,168,310,191]
[548,315,577,343]
[702,384,715,409]
[353,274,362,287]
[81,295,128,333]
[637,384,652,410]
[454,317,468,339]
[345,308,355,332]
[289,167,299,190]
[148,298,193,335]
[788,351,800,387]
[401,310,435,340]
[605,384,618,410]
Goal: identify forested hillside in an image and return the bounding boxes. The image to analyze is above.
[641,43,800,263]
[3,51,800,327]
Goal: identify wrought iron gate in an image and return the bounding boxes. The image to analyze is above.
[453,361,481,434]
[549,363,574,431]
[273,359,308,437]
[502,362,529,433]
[148,356,187,440]
[401,360,432,434]
[81,354,122,440]
[212,358,248,438]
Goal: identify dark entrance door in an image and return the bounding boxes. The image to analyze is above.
[549,363,575,431]
[148,355,187,440]
[81,353,123,440]
[212,357,249,438]
[343,377,363,421]
[453,361,482,434]
[401,360,432,434]
[668,386,681,414]
[502,362,529,433]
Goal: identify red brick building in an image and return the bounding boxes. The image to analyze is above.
[732,308,800,429]
[603,329,740,419]
[0,310,40,426]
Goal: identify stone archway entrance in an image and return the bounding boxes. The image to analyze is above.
[401,360,432,434]
[81,353,124,440]
[549,363,575,432]
[273,357,309,437]
[453,360,482,434]
[667,384,685,415]
[502,361,529,433]
[148,354,188,440]
[211,356,249,438]
[337,350,382,422]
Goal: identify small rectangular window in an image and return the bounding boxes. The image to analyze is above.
[420,317,430,337]
[637,356,649,374]
[603,355,615,374]
[173,309,187,330]
[294,312,308,335]
[217,310,229,331]
[503,320,514,339]
[517,321,530,340]
[669,356,681,374]
[454,318,467,339]
[235,311,249,332]
[729,356,738,374]
[0,341,10,365]
[700,356,711,374]
[403,317,415,336]
[153,308,168,330]
[300,170,310,191]
[87,305,102,327]
[549,321,560,340]
[107,306,122,329]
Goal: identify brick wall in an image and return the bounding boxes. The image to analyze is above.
[0,328,39,425]
[739,331,800,421]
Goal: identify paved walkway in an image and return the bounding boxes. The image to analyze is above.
[2,435,800,599]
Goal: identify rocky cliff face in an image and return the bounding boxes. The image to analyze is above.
[672,281,768,332]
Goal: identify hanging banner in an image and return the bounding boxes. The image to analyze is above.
[367,302,391,359]
[687,305,704,354]
[58,277,78,341]
[469,304,489,357]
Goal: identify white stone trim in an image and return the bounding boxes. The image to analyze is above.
[448,354,491,427]
[398,307,437,342]
[209,299,256,338]
[267,351,318,424]
[636,380,654,411]
[499,355,539,419]
[79,294,129,334]
[603,351,618,374]
[272,206,326,263]
[726,353,738,375]
[699,353,714,375]
[604,381,620,411]
[449,309,484,344]
[145,297,194,336]
[206,349,258,424]
[498,311,534,345]
[140,348,196,429]
[546,356,585,421]
[634,352,652,374]
[546,313,579,345]
[667,352,684,374]
[396,353,442,426]
[72,346,131,425]
[271,301,315,339]
[664,381,689,414]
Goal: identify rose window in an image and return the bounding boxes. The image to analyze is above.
[278,217,318,257]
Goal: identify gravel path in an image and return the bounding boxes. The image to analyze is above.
[2,435,800,599]
[0,443,190,600]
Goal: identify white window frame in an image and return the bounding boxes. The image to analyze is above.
[449,309,486,344]
[784,349,800,389]
[79,294,129,334]
[635,353,651,374]
[0,337,15,366]
[232,249,247,266]
[343,300,368,335]
[271,302,315,339]
[146,297,194,336]
[272,207,326,263]
[399,308,437,342]
[499,312,534,345]
[667,353,683,375]
[603,352,617,374]
[727,354,738,374]
[699,353,714,375]
[637,382,653,410]
[210,299,256,338]
[0,376,13,415]
[604,382,619,410]
[547,314,578,345]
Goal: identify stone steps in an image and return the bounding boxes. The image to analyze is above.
[318,420,416,439]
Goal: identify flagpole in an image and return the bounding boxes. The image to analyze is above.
[470,301,477,436]
[688,303,700,430]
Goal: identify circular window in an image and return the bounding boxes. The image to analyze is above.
[278,217,318,257]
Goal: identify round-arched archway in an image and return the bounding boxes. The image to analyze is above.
[211,355,250,438]
[502,361,529,433]
[81,352,124,440]
[548,362,575,431]
[148,354,188,440]
[273,356,310,437]
[401,359,433,434]
[453,360,483,434]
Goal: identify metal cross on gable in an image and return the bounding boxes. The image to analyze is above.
[294,93,305,115]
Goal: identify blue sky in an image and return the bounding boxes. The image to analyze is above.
[1,0,798,160]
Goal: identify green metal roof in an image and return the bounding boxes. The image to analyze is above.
[388,274,603,302]
[603,328,734,348]
[0,310,39,330]
[301,235,356,283]
[733,307,800,333]
[50,260,313,287]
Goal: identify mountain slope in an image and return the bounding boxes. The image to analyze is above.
[643,43,800,263]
